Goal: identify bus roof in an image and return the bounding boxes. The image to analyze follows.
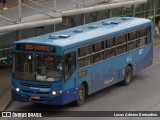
[15,17,152,49]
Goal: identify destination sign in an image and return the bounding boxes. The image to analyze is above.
[17,44,55,52]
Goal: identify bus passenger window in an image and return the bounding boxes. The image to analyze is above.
[117,44,127,55]
[106,38,114,48]
[78,45,91,57]
[64,52,76,81]
[129,31,137,41]
[115,34,127,45]
[79,56,91,68]
[139,37,146,47]
[137,28,147,38]
[128,41,138,51]
[93,52,104,63]
[147,26,151,44]
[92,41,104,52]
[106,47,116,58]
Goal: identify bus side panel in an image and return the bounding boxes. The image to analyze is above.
[78,60,113,95]
[111,50,138,83]
[63,80,77,104]
[82,50,138,95]
[91,60,112,93]
[103,60,113,88]
[77,45,152,96]
[125,50,138,76]
[92,64,105,93]
[112,54,127,83]
[137,45,153,73]
[77,67,93,94]
[148,44,153,66]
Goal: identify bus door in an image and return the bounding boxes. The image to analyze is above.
[64,50,78,103]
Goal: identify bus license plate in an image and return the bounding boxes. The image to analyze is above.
[31,96,40,100]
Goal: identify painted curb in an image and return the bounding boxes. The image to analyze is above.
[1,100,12,111]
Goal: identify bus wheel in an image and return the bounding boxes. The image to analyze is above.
[75,84,85,106]
[123,66,133,86]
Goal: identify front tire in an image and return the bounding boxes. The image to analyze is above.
[75,84,85,106]
[123,66,133,86]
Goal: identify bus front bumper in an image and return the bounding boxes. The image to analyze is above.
[12,90,65,105]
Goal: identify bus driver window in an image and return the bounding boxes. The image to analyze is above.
[65,51,76,81]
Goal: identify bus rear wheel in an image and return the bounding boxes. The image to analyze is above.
[123,66,133,86]
[75,84,85,106]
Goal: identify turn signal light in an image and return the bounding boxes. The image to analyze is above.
[12,86,20,92]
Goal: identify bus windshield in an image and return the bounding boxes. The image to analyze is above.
[14,53,63,82]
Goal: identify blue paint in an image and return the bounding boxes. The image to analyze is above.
[12,17,153,105]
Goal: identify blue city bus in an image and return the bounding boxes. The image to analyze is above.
[12,17,153,105]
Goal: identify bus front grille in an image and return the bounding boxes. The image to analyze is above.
[19,82,51,88]
[22,90,50,94]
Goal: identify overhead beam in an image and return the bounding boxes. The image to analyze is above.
[0,18,62,33]
[62,0,147,16]
[0,0,147,33]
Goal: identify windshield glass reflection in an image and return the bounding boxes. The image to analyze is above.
[14,53,63,82]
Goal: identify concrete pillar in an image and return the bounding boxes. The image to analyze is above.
[53,0,56,11]
[153,0,156,25]
[16,30,21,41]
[83,14,85,25]
[109,0,112,17]
[132,5,136,17]
[18,0,22,22]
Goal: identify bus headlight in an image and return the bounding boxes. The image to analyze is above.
[52,90,62,95]
[52,91,56,95]
[16,88,20,92]
[12,86,20,92]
